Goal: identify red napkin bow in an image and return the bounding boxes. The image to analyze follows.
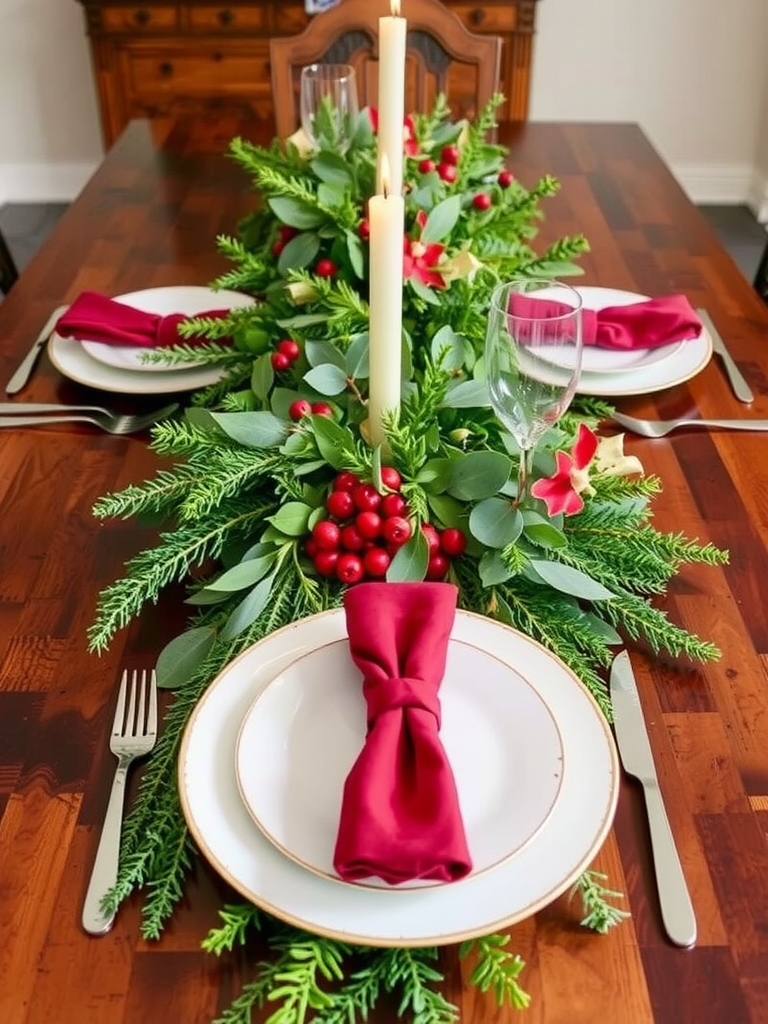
[333,581,472,885]
[55,291,230,348]
[508,293,701,350]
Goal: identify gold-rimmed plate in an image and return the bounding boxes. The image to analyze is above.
[178,608,619,947]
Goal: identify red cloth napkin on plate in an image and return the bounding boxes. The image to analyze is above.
[509,293,701,350]
[333,581,472,885]
[55,291,230,348]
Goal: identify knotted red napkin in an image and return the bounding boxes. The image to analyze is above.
[509,293,701,350]
[55,291,230,348]
[333,581,472,885]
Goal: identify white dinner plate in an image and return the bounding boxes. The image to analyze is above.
[49,286,253,394]
[572,287,712,397]
[235,638,565,890]
[179,608,619,946]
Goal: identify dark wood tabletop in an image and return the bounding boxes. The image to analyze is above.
[1,116,768,1024]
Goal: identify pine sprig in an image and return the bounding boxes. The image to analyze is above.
[570,870,631,933]
[459,934,531,1009]
[202,903,263,954]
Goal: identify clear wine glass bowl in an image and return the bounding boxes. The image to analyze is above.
[484,277,584,504]
[299,63,359,154]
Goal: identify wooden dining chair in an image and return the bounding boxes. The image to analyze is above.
[0,225,19,295]
[269,0,502,140]
[753,236,768,304]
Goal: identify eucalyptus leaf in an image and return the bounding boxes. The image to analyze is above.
[421,195,461,243]
[185,589,233,606]
[478,550,513,586]
[155,626,216,689]
[426,492,467,529]
[210,411,288,448]
[447,451,512,500]
[441,379,491,409]
[220,572,277,642]
[268,196,325,230]
[317,181,345,208]
[345,333,369,379]
[312,416,357,470]
[408,276,442,305]
[311,150,354,187]
[469,497,523,548]
[416,458,453,492]
[387,529,429,582]
[521,510,567,549]
[277,231,320,274]
[304,364,348,396]
[266,501,313,537]
[207,553,277,592]
[581,612,624,644]
[529,559,616,601]
[345,230,365,279]
[251,352,274,402]
[430,324,464,371]
[305,338,346,370]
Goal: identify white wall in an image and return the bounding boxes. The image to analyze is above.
[1,0,767,209]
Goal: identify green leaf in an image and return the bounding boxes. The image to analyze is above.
[210,411,288,448]
[251,352,274,402]
[317,181,345,208]
[469,497,523,548]
[155,626,216,689]
[220,572,277,642]
[441,379,491,409]
[528,559,616,601]
[447,451,512,500]
[277,231,320,274]
[345,333,369,379]
[387,529,429,582]
[581,611,623,644]
[417,457,453,492]
[207,553,277,591]
[426,492,467,529]
[430,324,465,371]
[312,416,357,470]
[266,501,313,537]
[304,364,348,396]
[268,196,325,230]
[521,510,567,549]
[421,195,461,242]
[311,150,354,187]
[305,339,346,370]
[408,276,441,305]
[479,550,513,586]
[345,229,365,279]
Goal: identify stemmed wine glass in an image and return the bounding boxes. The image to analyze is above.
[299,63,360,154]
[484,278,584,505]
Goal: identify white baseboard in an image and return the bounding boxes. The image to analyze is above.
[746,169,768,224]
[0,161,99,205]
[670,162,755,206]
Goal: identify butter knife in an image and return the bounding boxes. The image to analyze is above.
[5,304,69,395]
[697,307,754,404]
[610,651,697,948]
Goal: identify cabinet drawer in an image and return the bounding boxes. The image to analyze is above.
[100,5,179,31]
[449,4,518,33]
[187,5,268,32]
[272,3,309,34]
[120,42,271,97]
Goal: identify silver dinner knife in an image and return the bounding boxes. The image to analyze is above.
[5,304,69,395]
[610,651,697,948]
[697,307,754,404]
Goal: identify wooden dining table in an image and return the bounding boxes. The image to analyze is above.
[1,115,767,1024]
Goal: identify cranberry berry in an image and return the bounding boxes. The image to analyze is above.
[440,527,467,557]
[288,398,312,422]
[271,351,291,372]
[326,490,355,520]
[381,492,407,518]
[312,520,341,551]
[336,553,364,584]
[363,547,391,577]
[382,516,411,546]
[380,466,402,491]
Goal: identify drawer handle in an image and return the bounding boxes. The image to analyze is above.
[470,7,485,25]
[134,8,150,24]
[218,8,234,25]
[159,61,174,76]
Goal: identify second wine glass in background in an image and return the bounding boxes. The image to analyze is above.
[484,278,584,505]
[300,63,360,154]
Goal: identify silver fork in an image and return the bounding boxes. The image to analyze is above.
[82,669,158,935]
[611,411,768,438]
[0,402,179,435]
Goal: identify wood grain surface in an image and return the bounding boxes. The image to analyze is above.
[1,117,767,1024]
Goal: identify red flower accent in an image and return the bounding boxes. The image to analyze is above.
[367,107,379,133]
[530,424,598,516]
[403,210,446,289]
[404,115,419,156]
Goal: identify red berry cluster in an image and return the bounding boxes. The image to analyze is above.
[288,398,333,421]
[272,224,296,257]
[303,470,467,585]
[271,338,301,373]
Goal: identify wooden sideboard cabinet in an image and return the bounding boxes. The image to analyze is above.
[76,0,540,148]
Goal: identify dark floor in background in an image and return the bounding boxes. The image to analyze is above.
[0,201,765,288]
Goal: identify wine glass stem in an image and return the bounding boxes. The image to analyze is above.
[517,447,534,505]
